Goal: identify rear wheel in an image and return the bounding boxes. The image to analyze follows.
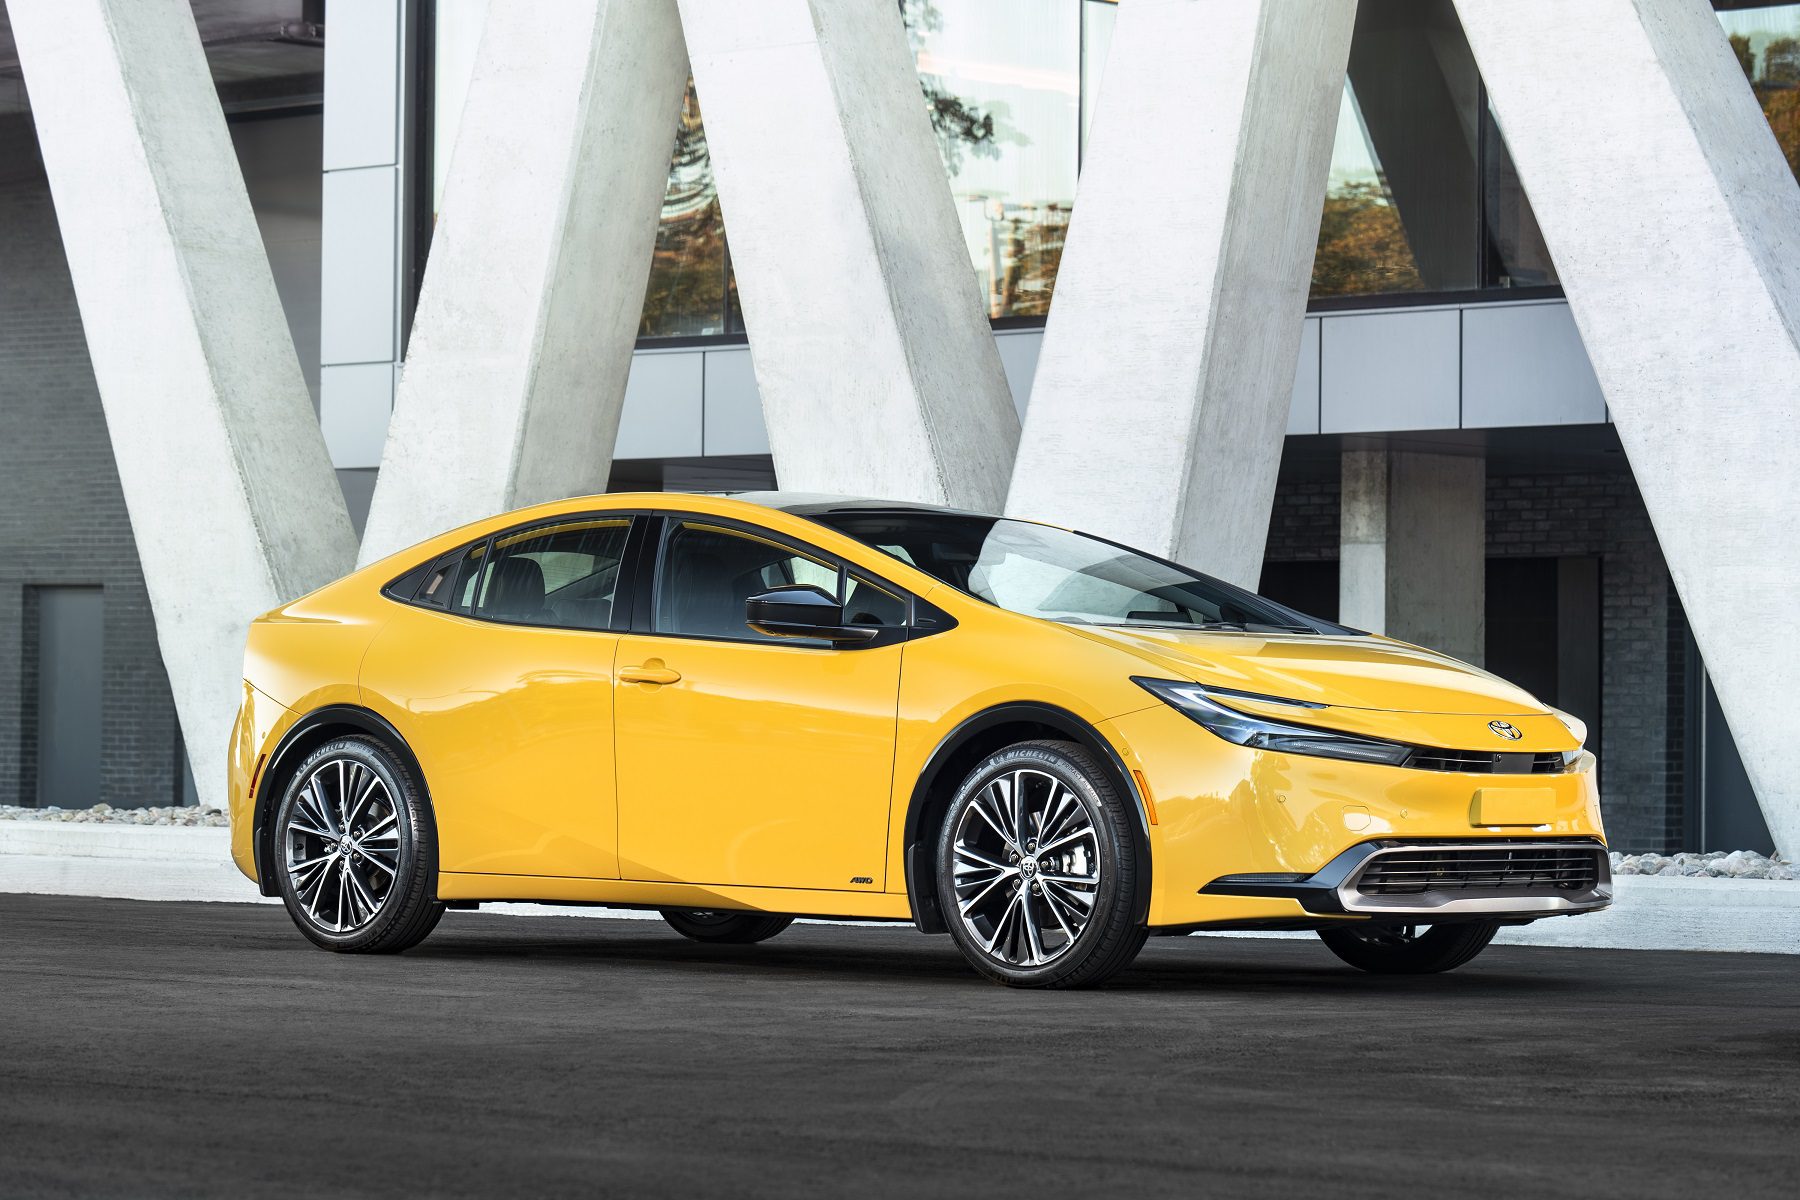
[660,909,795,944]
[1317,920,1499,974]
[273,736,444,953]
[935,740,1147,989]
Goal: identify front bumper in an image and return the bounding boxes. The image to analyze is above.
[1201,837,1613,921]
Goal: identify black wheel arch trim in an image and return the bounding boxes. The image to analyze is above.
[252,704,432,897]
[901,701,1153,934]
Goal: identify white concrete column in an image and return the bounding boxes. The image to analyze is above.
[1006,0,1354,588]
[677,0,1019,511]
[1339,449,1485,666]
[1454,0,1800,856]
[356,0,688,566]
[9,0,358,806]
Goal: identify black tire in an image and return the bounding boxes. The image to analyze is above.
[659,909,795,944]
[272,735,444,954]
[1317,920,1499,974]
[935,740,1148,989]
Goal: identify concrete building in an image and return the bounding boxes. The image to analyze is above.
[0,0,1794,854]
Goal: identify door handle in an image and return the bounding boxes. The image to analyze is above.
[619,663,682,686]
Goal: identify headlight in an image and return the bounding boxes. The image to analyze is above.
[1133,677,1412,767]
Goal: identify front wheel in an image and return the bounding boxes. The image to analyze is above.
[1317,920,1499,974]
[273,736,444,953]
[660,909,795,944]
[935,740,1147,989]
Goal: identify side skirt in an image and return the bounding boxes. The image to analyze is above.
[437,872,916,923]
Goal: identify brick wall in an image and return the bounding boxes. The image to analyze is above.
[0,116,180,808]
[1261,464,1682,853]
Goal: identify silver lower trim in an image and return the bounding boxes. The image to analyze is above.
[1336,840,1612,918]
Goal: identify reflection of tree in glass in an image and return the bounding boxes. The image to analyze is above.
[1311,180,1424,297]
[898,0,1024,174]
[994,205,1069,317]
[640,79,728,337]
[1733,32,1800,182]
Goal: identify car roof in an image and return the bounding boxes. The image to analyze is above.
[727,491,994,519]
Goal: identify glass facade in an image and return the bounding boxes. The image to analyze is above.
[425,0,1798,338]
[1717,2,1800,180]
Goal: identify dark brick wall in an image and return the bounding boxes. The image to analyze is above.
[1261,464,1681,853]
[0,116,180,808]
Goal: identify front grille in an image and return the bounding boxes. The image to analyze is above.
[1354,845,1603,897]
[1405,748,1565,774]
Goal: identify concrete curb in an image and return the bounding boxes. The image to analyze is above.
[3,824,1796,952]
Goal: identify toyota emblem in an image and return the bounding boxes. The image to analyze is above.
[1488,720,1523,741]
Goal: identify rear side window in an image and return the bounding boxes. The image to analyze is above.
[414,541,488,613]
[470,518,632,630]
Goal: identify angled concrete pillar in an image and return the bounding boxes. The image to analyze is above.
[1339,449,1485,666]
[1005,0,1354,588]
[9,0,357,807]
[357,0,687,566]
[677,0,1019,510]
[1454,0,1800,856]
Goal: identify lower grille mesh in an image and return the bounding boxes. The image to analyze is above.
[1355,846,1603,896]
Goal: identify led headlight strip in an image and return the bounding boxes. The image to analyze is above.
[1132,677,1414,767]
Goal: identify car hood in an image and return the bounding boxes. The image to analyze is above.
[1066,625,1547,716]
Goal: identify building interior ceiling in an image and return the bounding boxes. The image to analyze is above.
[0,0,323,116]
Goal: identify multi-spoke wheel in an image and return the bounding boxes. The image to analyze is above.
[935,740,1147,988]
[659,909,795,944]
[273,736,443,953]
[1317,920,1499,974]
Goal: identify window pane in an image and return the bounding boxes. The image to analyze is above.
[1079,0,1116,164]
[1717,3,1800,182]
[1482,102,1558,287]
[656,522,841,643]
[477,519,630,629]
[904,0,1079,318]
[639,80,730,338]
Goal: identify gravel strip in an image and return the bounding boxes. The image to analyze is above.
[0,803,228,827]
[1611,849,1796,880]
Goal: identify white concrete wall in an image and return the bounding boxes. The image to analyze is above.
[1007,0,1353,589]
[9,0,357,808]
[676,0,1019,510]
[357,0,689,566]
[1455,0,1800,857]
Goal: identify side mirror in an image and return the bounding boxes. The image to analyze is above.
[745,584,880,644]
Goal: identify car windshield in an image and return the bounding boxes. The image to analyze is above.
[810,512,1322,633]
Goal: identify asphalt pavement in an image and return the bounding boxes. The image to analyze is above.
[2,893,1796,1198]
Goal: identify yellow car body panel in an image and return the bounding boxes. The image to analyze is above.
[229,492,1607,934]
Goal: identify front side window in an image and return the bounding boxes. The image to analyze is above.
[815,513,1318,633]
[655,521,851,643]
[471,518,631,630]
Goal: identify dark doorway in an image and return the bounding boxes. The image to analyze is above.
[1257,561,1339,625]
[32,586,104,808]
[1484,556,1601,763]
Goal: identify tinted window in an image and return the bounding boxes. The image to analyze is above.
[471,518,631,630]
[813,513,1319,633]
[416,541,488,613]
[656,521,845,643]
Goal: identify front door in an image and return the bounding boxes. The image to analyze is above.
[614,517,905,891]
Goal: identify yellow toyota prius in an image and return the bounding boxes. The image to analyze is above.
[228,492,1610,987]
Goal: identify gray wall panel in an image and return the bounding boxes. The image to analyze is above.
[616,350,703,459]
[1288,316,1321,435]
[1461,301,1606,427]
[1321,307,1461,433]
[994,328,1042,418]
[322,0,400,171]
[702,348,769,456]
[319,167,397,366]
[319,362,394,469]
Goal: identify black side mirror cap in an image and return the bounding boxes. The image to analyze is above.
[744,584,879,644]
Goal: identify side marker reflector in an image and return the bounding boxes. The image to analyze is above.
[1132,769,1159,825]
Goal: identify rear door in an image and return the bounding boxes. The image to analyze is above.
[360,514,636,879]
[613,515,908,891]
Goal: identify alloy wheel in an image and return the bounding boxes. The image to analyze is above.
[282,756,403,934]
[951,768,1102,967]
